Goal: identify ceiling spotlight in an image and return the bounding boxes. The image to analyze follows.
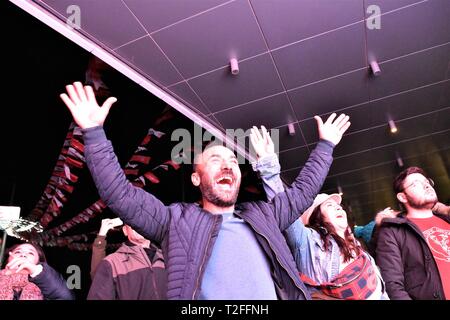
[370,60,381,76]
[337,185,343,196]
[288,123,296,136]
[230,58,239,75]
[388,119,398,133]
[396,152,404,167]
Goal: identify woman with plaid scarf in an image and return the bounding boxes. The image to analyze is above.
[250,124,388,300]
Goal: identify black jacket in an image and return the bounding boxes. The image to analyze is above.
[376,213,450,300]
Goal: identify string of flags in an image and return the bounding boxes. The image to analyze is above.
[28,114,181,250]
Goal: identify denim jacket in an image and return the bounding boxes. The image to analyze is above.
[254,152,389,300]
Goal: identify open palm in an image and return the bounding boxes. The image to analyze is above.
[250,125,275,159]
[60,81,117,129]
[314,113,351,146]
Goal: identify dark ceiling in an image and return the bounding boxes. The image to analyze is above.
[3,1,450,235]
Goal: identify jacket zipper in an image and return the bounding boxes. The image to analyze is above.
[235,212,309,299]
[192,214,219,299]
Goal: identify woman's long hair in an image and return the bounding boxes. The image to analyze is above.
[308,205,361,262]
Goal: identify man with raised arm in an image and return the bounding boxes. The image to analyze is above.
[60,81,350,300]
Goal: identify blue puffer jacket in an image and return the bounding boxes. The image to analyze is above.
[30,263,75,300]
[83,126,334,300]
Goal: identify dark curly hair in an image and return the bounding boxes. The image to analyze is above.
[308,205,361,262]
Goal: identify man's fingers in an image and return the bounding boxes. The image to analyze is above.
[60,93,75,112]
[332,114,346,127]
[263,128,272,146]
[74,82,88,102]
[325,113,337,125]
[66,84,81,105]
[339,121,351,135]
[314,116,324,128]
[101,97,117,113]
[249,132,258,151]
[85,85,98,104]
[336,116,350,132]
[252,126,263,141]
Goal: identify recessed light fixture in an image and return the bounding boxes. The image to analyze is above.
[388,119,398,133]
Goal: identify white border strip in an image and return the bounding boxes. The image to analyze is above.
[9,0,253,161]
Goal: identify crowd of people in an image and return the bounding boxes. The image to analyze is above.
[0,81,448,300]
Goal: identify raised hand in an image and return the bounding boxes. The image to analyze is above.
[374,207,400,225]
[98,218,123,237]
[250,125,275,159]
[60,81,117,129]
[314,113,351,146]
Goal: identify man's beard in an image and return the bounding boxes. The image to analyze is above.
[200,180,239,208]
[406,192,438,210]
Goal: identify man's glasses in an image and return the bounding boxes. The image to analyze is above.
[401,178,434,192]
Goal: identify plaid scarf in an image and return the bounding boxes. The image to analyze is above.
[300,253,378,300]
[0,270,43,300]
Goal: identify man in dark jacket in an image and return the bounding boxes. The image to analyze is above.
[88,225,166,300]
[60,82,350,300]
[376,167,450,300]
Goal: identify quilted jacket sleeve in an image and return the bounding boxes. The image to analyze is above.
[83,126,170,243]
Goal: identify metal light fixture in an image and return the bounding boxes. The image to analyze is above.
[288,123,296,136]
[230,58,239,75]
[396,152,404,167]
[370,60,381,76]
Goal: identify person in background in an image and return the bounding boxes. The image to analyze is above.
[0,243,74,300]
[376,167,450,300]
[90,217,123,280]
[88,224,166,300]
[250,127,388,300]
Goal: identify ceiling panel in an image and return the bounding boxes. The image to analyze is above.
[123,0,230,33]
[250,0,363,49]
[366,0,450,63]
[328,130,450,176]
[167,82,211,115]
[366,80,450,125]
[274,123,308,152]
[370,43,450,99]
[213,93,296,131]
[298,80,450,142]
[152,0,267,78]
[367,0,434,15]
[279,146,309,173]
[188,53,283,113]
[114,36,183,86]
[272,22,366,89]
[41,0,146,48]
[288,68,370,121]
